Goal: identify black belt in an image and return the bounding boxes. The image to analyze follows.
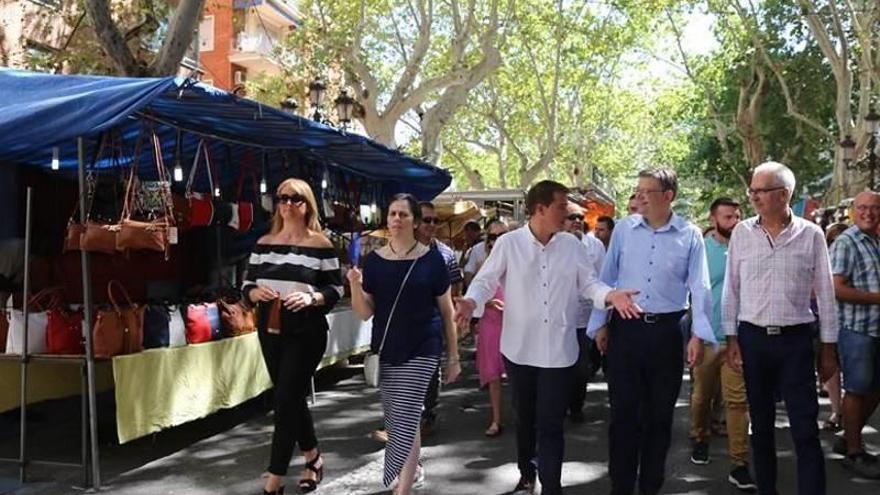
[740,321,814,336]
[614,310,686,325]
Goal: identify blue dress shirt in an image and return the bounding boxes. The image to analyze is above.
[586,213,716,343]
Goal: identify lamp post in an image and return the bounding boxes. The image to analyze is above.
[309,80,327,123]
[841,106,880,191]
[280,96,299,115]
[334,90,356,130]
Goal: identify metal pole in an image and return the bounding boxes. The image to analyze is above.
[78,137,101,489]
[19,187,32,483]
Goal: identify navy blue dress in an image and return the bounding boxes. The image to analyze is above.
[362,248,451,365]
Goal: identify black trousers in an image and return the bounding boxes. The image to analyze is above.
[607,312,686,495]
[258,326,328,476]
[739,322,825,495]
[504,356,574,495]
[570,328,593,413]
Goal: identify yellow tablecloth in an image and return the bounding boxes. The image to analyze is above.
[0,308,373,444]
[0,357,114,413]
[113,333,272,444]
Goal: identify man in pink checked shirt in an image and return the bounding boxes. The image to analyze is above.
[723,161,838,495]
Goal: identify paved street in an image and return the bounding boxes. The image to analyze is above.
[2,346,879,495]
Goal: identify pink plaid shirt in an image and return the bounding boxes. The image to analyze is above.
[721,214,839,343]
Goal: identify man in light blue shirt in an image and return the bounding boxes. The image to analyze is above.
[587,168,714,495]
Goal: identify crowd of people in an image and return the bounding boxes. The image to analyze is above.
[243,162,880,495]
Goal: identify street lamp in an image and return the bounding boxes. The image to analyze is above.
[309,80,327,122]
[334,90,356,130]
[841,106,880,190]
[280,96,298,114]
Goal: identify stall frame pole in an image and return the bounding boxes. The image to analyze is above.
[78,137,102,489]
[18,187,32,483]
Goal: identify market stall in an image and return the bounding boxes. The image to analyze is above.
[0,69,450,488]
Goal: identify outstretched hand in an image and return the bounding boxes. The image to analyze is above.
[607,289,642,319]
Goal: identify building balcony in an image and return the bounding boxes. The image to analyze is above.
[229,32,282,74]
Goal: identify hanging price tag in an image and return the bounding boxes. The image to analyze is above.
[168,226,179,245]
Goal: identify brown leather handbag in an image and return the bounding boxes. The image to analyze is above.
[93,280,144,358]
[63,221,85,252]
[218,299,256,337]
[81,221,119,254]
[116,130,175,259]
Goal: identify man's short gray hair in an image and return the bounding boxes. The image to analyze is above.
[753,161,796,193]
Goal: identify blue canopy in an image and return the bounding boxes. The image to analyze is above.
[0,68,450,200]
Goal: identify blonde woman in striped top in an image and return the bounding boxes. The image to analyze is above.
[242,178,343,495]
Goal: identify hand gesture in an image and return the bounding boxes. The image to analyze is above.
[347,266,363,286]
[454,297,477,329]
[249,285,278,304]
[595,326,609,355]
[606,289,642,319]
[283,292,312,312]
[687,336,704,368]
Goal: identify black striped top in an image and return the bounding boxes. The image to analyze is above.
[242,244,344,333]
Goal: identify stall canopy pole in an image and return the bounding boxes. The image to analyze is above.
[78,137,101,489]
[19,187,32,483]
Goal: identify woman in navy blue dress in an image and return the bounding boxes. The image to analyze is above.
[347,193,461,495]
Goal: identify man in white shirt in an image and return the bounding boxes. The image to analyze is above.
[563,202,605,422]
[454,181,641,495]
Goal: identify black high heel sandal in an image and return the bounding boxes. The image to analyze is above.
[298,452,324,494]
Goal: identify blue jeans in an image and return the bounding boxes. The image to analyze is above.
[838,328,880,394]
[739,322,824,495]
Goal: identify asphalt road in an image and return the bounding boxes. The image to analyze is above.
[1,348,878,495]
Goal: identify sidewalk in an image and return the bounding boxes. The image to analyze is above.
[1,351,879,494]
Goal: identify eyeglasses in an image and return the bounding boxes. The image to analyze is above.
[421,217,439,225]
[855,205,880,213]
[632,188,665,196]
[276,193,306,205]
[566,214,584,221]
[746,186,786,196]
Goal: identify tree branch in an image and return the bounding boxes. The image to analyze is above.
[83,0,141,75]
[150,0,206,75]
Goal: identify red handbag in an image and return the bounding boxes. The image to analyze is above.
[185,303,213,344]
[228,156,258,233]
[46,307,85,355]
[186,140,216,227]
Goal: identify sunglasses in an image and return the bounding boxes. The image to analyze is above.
[276,193,306,205]
[566,214,584,221]
[422,217,439,225]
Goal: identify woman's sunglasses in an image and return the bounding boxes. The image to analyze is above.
[276,193,306,205]
[566,214,584,221]
[421,216,440,225]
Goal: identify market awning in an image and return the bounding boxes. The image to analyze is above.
[0,69,451,200]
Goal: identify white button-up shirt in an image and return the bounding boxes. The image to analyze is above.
[721,214,839,343]
[577,234,606,328]
[464,226,612,368]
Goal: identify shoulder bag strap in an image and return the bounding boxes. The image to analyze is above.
[377,256,419,354]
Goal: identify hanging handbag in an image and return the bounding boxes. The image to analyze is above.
[63,215,85,252]
[5,289,60,355]
[364,257,419,388]
[218,299,256,337]
[46,306,85,355]
[116,130,176,258]
[186,140,216,227]
[93,280,145,358]
[228,160,258,233]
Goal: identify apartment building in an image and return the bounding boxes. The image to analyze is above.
[198,0,300,91]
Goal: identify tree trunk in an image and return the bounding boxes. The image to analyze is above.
[150,0,206,76]
[83,0,142,75]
